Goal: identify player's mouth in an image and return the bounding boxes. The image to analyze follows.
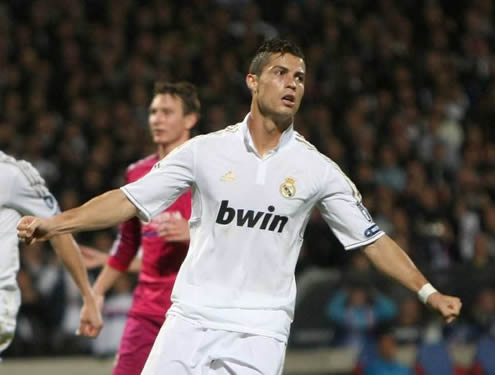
[152,128,166,135]
[281,94,296,107]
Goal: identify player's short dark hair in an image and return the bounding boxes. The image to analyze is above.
[248,38,305,76]
[153,81,201,116]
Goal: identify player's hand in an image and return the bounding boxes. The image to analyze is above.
[157,212,190,242]
[426,292,462,323]
[17,216,53,244]
[80,246,109,269]
[78,294,104,337]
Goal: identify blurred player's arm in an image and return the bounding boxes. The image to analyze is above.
[83,209,143,323]
[79,245,110,269]
[88,252,141,315]
[10,162,104,337]
[364,235,462,323]
[156,213,190,242]
[90,264,124,313]
[49,234,103,336]
[80,245,141,272]
[17,189,138,243]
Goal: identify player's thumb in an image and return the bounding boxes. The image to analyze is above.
[17,216,31,229]
[26,218,39,234]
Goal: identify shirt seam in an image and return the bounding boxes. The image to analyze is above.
[344,231,386,250]
[316,163,331,202]
[121,186,152,222]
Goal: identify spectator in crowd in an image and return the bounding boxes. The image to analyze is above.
[392,296,424,346]
[471,287,495,337]
[326,281,397,350]
[354,325,414,375]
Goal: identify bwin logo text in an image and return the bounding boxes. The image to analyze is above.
[216,200,288,233]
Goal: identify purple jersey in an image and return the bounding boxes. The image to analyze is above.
[108,154,191,320]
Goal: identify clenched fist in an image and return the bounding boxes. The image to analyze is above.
[78,294,104,338]
[17,216,54,244]
[427,292,462,323]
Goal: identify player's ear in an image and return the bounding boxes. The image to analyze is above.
[246,73,258,94]
[184,112,199,130]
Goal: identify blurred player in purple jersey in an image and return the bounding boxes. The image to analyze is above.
[82,81,199,375]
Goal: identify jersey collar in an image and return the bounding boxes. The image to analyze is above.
[240,113,295,157]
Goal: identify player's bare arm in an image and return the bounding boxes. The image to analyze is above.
[49,234,103,337]
[364,235,462,323]
[17,189,137,244]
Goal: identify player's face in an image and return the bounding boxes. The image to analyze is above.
[148,94,192,146]
[251,53,305,121]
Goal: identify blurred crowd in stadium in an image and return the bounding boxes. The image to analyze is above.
[2,0,495,372]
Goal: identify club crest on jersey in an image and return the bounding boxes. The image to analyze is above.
[280,177,296,199]
[43,195,55,209]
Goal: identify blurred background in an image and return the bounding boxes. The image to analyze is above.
[2,0,495,374]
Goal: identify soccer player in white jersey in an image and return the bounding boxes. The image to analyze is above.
[17,38,461,374]
[0,151,102,355]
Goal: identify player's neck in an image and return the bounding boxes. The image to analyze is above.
[248,109,292,157]
[157,135,189,159]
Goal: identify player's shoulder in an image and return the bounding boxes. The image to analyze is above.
[0,151,46,187]
[127,154,158,172]
[291,131,350,181]
[292,131,332,164]
[0,152,20,178]
[196,123,241,143]
[126,154,158,181]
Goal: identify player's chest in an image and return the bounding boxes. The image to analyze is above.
[196,152,315,216]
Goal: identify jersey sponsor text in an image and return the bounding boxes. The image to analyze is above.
[215,200,288,233]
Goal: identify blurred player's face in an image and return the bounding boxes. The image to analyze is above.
[248,53,305,123]
[148,94,195,147]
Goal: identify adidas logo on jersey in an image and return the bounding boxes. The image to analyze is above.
[215,200,288,233]
[220,171,236,182]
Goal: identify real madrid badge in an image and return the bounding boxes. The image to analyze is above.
[280,177,296,198]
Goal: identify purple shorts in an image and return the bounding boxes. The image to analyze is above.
[113,313,164,375]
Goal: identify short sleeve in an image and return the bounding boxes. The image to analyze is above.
[317,164,384,250]
[121,138,196,222]
[9,162,60,218]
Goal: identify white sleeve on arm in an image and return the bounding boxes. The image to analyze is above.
[317,163,385,250]
[9,161,60,218]
[121,138,196,222]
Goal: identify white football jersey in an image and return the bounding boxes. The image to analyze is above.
[0,151,59,288]
[122,114,384,342]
